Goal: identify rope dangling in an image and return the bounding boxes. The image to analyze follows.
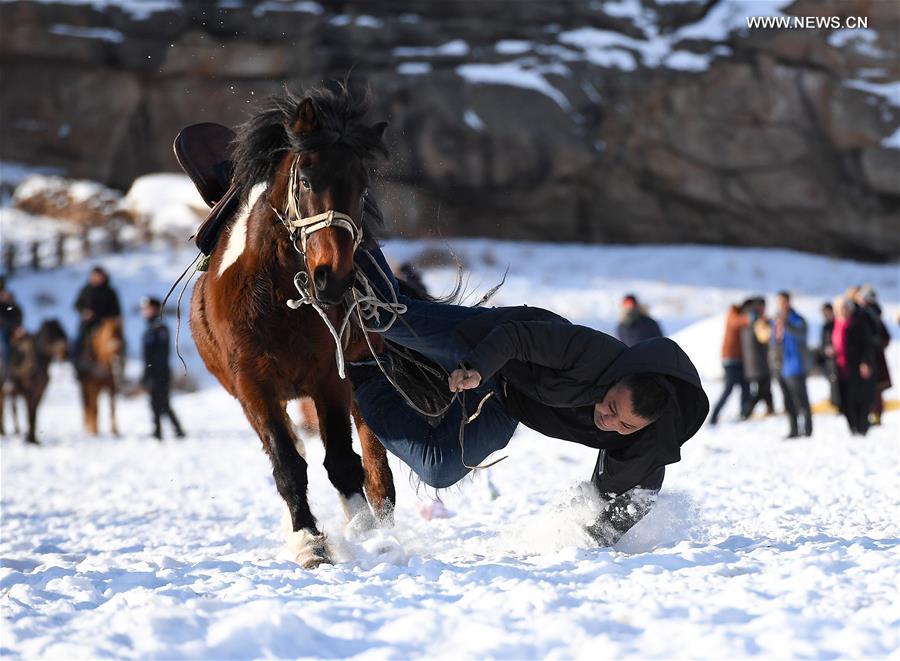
[458,390,508,470]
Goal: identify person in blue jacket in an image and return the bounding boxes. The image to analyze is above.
[770,291,812,438]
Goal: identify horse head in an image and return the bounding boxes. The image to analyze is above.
[36,319,69,361]
[231,83,388,306]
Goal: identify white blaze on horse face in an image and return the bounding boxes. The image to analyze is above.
[217,182,268,277]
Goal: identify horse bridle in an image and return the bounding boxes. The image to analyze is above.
[277,155,365,259]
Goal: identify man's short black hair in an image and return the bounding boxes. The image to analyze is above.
[617,373,670,423]
[777,290,791,301]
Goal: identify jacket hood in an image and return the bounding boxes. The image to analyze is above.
[591,337,709,464]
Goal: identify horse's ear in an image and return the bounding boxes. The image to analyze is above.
[290,98,318,135]
[372,121,388,139]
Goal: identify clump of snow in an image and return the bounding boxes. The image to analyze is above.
[329,14,382,28]
[49,24,125,43]
[845,80,900,108]
[558,28,643,71]
[463,109,486,132]
[395,39,470,58]
[14,175,113,206]
[122,173,206,240]
[251,0,323,16]
[495,40,532,55]
[0,0,182,20]
[827,28,885,59]
[397,62,432,76]
[456,62,571,110]
[354,15,382,29]
[556,0,791,73]
[674,0,792,41]
[11,175,129,229]
[664,50,711,71]
[882,126,900,150]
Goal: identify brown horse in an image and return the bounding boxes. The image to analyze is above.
[1,319,69,444]
[78,317,124,435]
[190,84,395,567]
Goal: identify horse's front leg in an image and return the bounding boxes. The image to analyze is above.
[238,379,329,567]
[24,386,44,445]
[312,377,373,532]
[81,381,98,436]
[11,393,21,435]
[351,400,395,526]
[109,383,119,436]
[25,379,50,445]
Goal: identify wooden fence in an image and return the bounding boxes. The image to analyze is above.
[1,222,159,275]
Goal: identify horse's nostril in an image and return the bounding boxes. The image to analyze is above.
[313,265,331,291]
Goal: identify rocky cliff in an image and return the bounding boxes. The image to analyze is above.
[1,0,898,260]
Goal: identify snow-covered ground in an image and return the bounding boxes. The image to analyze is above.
[1,231,898,658]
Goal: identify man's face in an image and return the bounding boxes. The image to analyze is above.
[89,272,104,287]
[823,307,834,322]
[777,295,790,315]
[141,304,159,320]
[593,384,652,435]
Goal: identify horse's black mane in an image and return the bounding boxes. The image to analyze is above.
[230,82,388,231]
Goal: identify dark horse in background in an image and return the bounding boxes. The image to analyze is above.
[188,84,395,567]
[0,319,68,444]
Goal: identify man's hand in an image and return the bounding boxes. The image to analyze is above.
[448,368,482,392]
[860,363,872,380]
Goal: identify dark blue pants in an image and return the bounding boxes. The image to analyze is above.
[352,247,519,488]
[710,361,751,423]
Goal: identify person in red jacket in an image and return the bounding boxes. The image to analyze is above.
[709,302,750,425]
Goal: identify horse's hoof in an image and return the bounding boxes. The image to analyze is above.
[285,529,332,568]
[375,508,396,529]
[341,493,378,537]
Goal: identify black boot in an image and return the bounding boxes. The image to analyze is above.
[169,410,185,439]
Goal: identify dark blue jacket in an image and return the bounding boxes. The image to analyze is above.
[616,312,663,347]
[142,320,170,382]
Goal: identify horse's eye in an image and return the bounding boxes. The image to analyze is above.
[300,178,311,191]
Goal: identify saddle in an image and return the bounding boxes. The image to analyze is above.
[173,122,240,255]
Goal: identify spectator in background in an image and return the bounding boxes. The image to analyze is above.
[141,297,184,441]
[817,302,841,409]
[0,277,23,377]
[740,296,774,418]
[771,291,812,438]
[616,294,663,347]
[832,296,875,436]
[709,302,750,425]
[859,287,891,426]
[72,266,122,372]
